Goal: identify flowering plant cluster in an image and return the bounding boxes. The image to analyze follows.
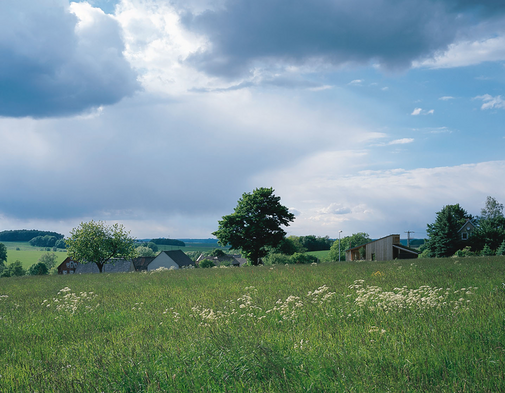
[41,287,98,315]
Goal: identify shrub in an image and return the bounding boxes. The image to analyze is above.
[1,261,26,277]
[496,240,505,256]
[453,246,475,257]
[199,259,216,268]
[290,252,318,264]
[28,262,49,275]
[481,244,494,256]
[263,253,291,265]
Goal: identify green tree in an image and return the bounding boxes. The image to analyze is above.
[213,187,295,265]
[0,243,7,265]
[38,252,58,269]
[481,244,494,256]
[66,221,136,273]
[147,242,158,253]
[424,204,471,258]
[473,196,505,251]
[136,246,155,257]
[28,262,49,275]
[328,232,371,261]
[496,240,505,256]
[1,261,26,277]
[199,259,216,268]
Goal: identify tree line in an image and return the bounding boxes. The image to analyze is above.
[0,230,64,242]
[422,196,505,258]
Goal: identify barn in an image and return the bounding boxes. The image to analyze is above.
[346,234,419,262]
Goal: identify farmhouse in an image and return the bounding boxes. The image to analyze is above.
[458,218,477,241]
[147,250,194,270]
[57,257,79,274]
[346,234,419,262]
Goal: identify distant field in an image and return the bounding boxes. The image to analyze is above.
[1,256,503,391]
[1,241,67,269]
[306,249,331,260]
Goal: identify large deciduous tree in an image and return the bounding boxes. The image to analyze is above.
[66,221,136,273]
[473,196,505,252]
[213,187,295,265]
[424,204,472,257]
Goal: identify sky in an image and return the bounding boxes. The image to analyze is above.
[1,0,505,241]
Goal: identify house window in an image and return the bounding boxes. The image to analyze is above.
[462,232,468,240]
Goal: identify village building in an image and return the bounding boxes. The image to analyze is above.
[131,256,156,272]
[147,250,194,270]
[57,257,79,275]
[458,219,477,241]
[345,234,419,262]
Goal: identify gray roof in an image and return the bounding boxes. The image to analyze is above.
[132,257,156,271]
[75,259,134,274]
[162,250,193,267]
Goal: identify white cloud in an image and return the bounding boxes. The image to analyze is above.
[439,96,454,100]
[415,35,505,69]
[411,108,434,115]
[475,94,505,110]
[258,158,505,238]
[348,79,364,86]
[389,138,414,145]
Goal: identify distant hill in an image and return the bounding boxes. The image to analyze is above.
[179,239,219,244]
[0,229,64,242]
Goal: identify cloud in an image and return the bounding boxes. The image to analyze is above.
[348,79,364,86]
[257,157,505,238]
[415,34,505,69]
[439,96,455,100]
[475,94,505,110]
[0,0,139,118]
[180,0,505,78]
[411,108,434,115]
[389,138,414,145]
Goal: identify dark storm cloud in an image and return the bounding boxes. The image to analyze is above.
[182,0,505,78]
[0,1,140,118]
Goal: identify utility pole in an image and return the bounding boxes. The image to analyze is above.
[405,231,415,248]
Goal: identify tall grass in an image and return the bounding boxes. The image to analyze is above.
[0,256,504,392]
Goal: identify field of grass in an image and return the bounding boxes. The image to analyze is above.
[2,241,68,269]
[0,256,504,392]
[306,249,331,260]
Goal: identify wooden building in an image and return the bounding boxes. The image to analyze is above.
[346,234,419,262]
[57,257,79,275]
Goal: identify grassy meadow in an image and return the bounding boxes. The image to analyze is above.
[0,256,504,392]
